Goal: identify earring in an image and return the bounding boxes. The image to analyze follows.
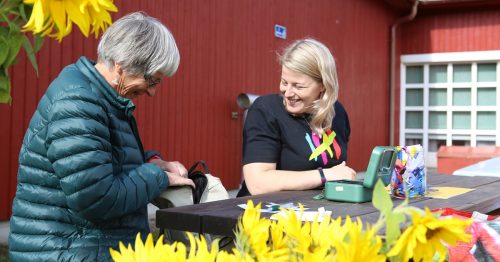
[282,98,287,107]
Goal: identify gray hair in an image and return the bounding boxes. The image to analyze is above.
[279,38,339,136]
[97,12,180,77]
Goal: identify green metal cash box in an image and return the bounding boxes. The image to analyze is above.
[324,146,397,203]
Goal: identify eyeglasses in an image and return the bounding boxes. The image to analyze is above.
[144,74,161,88]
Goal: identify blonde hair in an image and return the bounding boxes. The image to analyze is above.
[279,38,339,136]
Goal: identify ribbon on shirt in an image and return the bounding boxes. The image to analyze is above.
[308,130,341,161]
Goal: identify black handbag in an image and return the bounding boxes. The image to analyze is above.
[188,160,209,204]
[153,160,229,209]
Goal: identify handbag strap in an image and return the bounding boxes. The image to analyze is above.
[187,160,210,204]
[188,160,210,174]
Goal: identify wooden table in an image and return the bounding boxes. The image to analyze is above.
[156,174,500,237]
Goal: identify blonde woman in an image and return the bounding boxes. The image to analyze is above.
[237,38,356,197]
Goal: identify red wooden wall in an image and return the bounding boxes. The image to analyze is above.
[394,7,500,145]
[401,8,500,54]
[0,0,396,220]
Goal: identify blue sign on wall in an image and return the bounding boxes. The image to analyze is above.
[274,24,287,39]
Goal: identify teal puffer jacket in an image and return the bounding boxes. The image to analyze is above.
[9,57,168,261]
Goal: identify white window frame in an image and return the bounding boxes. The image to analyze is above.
[400,51,500,167]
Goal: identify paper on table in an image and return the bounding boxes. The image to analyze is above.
[270,207,332,222]
[238,203,308,213]
[426,187,475,199]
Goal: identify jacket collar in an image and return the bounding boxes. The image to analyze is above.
[75,56,136,117]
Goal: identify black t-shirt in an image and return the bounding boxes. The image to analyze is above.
[237,94,351,197]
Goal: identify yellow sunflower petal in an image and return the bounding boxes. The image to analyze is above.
[97,0,118,12]
[65,0,90,37]
[28,0,46,33]
[108,248,123,261]
[49,0,67,38]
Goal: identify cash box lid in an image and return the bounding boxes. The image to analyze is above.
[363,146,397,189]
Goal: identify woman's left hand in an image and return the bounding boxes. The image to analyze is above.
[149,159,188,177]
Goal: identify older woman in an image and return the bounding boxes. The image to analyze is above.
[237,38,356,197]
[8,12,193,261]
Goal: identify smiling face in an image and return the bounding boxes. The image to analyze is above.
[279,66,324,115]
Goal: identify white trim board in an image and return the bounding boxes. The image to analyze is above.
[402,50,500,64]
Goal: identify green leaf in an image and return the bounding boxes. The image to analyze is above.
[20,3,34,22]
[0,70,12,104]
[372,180,393,215]
[0,38,8,66]
[4,35,23,67]
[21,35,38,75]
[18,2,30,21]
[385,212,405,245]
[0,11,21,34]
[0,26,8,36]
[33,34,44,52]
[8,19,21,34]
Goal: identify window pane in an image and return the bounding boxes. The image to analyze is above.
[429,65,447,83]
[452,139,470,146]
[429,111,446,129]
[429,88,447,106]
[405,134,422,146]
[477,140,495,146]
[428,139,446,152]
[406,111,423,128]
[406,89,423,106]
[406,66,423,84]
[477,112,496,130]
[452,112,471,129]
[477,87,496,106]
[453,64,471,82]
[405,138,423,146]
[453,88,471,106]
[477,135,496,146]
[477,63,496,82]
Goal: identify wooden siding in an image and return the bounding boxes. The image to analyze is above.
[401,9,500,54]
[0,0,396,220]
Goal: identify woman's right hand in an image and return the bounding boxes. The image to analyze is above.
[324,161,356,181]
[165,171,196,188]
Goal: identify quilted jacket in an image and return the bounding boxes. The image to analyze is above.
[8,57,168,261]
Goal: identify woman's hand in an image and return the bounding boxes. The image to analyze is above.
[149,159,193,187]
[324,161,356,181]
[149,159,188,177]
[162,161,188,177]
[165,171,195,188]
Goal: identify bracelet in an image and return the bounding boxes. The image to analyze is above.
[318,167,326,186]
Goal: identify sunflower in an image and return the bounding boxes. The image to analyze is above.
[23,0,117,41]
[387,207,473,262]
[333,216,386,262]
[186,233,220,261]
[109,233,187,262]
[298,212,339,260]
[267,221,289,259]
[234,200,271,260]
[273,206,311,258]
